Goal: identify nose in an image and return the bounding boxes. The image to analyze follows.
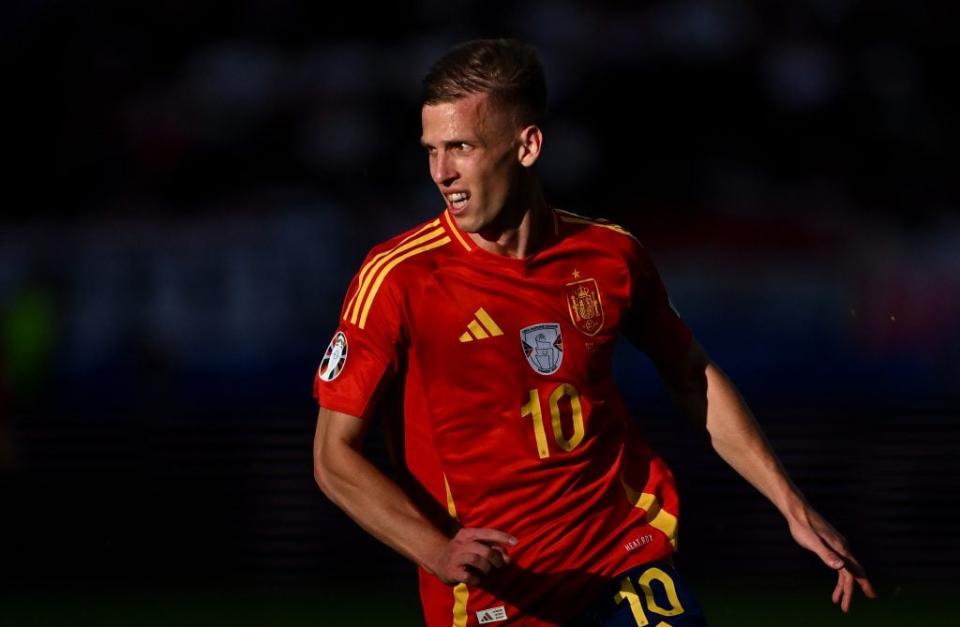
[431,151,458,187]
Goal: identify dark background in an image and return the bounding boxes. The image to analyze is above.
[2,1,958,625]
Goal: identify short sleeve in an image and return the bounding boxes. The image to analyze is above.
[621,243,692,373]
[313,250,407,419]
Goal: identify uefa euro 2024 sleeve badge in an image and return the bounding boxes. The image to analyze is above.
[565,278,604,336]
[521,323,563,375]
[318,331,348,382]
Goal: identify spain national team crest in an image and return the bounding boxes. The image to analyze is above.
[520,323,563,375]
[317,331,348,382]
[565,278,605,336]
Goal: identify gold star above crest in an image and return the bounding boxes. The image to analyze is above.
[571,269,581,279]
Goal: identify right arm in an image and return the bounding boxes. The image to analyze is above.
[313,406,515,585]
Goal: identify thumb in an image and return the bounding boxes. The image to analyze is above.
[813,542,845,570]
[790,516,846,570]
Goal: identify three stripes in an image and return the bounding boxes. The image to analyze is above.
[342,219,451,329]
[458,307,503,342]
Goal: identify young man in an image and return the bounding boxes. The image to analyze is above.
[313,39,875,626]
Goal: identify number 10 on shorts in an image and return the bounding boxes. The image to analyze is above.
[614,566,685,626]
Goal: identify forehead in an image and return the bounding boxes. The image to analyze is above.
[421,92,509,141]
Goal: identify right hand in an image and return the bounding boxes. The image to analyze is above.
[786,503,876,612]
[431,527,518,586]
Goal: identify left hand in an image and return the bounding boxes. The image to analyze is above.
[787,504,877,612]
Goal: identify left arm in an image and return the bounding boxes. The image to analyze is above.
[660,340,876,613]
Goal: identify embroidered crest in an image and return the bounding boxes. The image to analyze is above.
[520,323,563,375]
[565,278,604,336]
[318,331,348,381]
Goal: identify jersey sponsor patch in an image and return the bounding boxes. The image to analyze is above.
[521,323,563,375]
[476,606,508,624]
[565,277,604,336]
[317,331,348,381]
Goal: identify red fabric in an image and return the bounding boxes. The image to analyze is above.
[315,209,692,626]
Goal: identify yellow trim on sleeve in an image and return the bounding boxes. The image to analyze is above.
[349,227,445,324]
[357,236,451,328]
[343,220,441,323]
[556,209,639,242]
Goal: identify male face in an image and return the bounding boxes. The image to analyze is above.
[421,92,523,233]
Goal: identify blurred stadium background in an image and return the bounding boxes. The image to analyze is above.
[2,1,957,625]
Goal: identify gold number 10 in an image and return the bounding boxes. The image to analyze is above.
[520,383,585,459]
[613,567,686,626]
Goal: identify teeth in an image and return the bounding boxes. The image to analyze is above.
[449,192,468,202]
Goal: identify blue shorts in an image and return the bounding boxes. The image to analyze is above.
[569,561,708,626]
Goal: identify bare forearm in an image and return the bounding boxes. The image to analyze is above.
[314,425,448,574]
[664,343,875,608]
[314,409,516,586]
[699,363,805,517]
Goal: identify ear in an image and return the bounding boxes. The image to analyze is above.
[516,125,543,168]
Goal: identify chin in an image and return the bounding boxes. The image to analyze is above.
[452,211,483,234]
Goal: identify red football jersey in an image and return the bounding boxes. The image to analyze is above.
[315,208,692,626]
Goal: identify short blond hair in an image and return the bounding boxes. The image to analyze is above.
[422,38,547,126]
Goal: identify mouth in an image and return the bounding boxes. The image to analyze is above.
[445,191,470,213]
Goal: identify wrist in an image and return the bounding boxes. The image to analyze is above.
[416,530,450,576]
[780,490,810,524]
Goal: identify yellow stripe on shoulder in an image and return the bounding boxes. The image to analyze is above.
[556,209,639,242]
[356,234,451,329]
[343,220,442,324]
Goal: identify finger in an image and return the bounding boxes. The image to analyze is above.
[822,531,849,555]
[831,573,843,604]
[464,527,518,547]
[486,546,506,569]
[492,544,511,565]
[834,550,875,597]
[804,522,851,571]
[465,541,504,570]
[451,541,508,578]
[461,549,494,574]
[840,569,854,613]
[857,575,877,599]
[838,551,876,599]
[839,553,869,579]
[461,542,503,574]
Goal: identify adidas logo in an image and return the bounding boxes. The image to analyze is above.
[476,606,508,624]
[459,307,504,342]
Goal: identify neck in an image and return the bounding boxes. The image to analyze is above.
[469,183,549,259]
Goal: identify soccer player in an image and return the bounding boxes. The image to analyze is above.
[312,39,875,626]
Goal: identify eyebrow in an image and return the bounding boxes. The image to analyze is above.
[419,139,473,149]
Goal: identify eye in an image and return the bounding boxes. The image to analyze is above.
[455,142,473,153]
